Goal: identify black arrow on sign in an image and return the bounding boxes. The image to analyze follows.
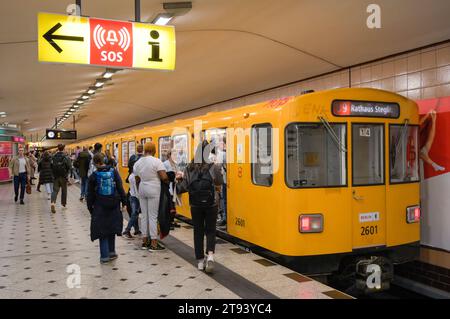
[43,23,84,53]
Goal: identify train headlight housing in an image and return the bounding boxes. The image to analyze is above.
[299,214,323,233]
[406,206,421,223]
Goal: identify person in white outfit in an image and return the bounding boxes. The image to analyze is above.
[133,142,169,251]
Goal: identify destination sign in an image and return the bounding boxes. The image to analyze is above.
[332,100,400,118]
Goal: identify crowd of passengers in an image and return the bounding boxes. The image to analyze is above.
[9,139,227,273]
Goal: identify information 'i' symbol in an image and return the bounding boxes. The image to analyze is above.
[148,30,163,62]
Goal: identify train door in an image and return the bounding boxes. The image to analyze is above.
[351,123,386,249]
[204,128,227,230]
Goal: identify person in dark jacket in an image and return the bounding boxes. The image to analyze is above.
[50,144,72,214]
[38,151,54,200]
[87,153,127,264]
[75,146,92,201]
[176,141,224,273]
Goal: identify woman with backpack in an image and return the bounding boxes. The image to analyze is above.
[87,153,127,264]
[176,141,224,273]
[38,151,54,200]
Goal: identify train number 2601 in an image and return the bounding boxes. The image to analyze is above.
[361,226,378,236]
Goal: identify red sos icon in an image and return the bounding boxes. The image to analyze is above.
[90,18,133,67]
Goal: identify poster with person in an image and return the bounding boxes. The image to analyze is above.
[417,96,450,252]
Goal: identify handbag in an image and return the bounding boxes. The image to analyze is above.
[26,182,32,194]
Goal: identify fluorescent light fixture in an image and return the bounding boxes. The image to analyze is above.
[87,87,96,94]
[102,71,114,79]
[76,100,84,104]
[64,114,69,118]
[81,95,90,100]
[0,112,5,115]
[69,107,76,112]
[1,114,6,118]
[152,13,173,25]
[95,81,105,87]
[73,104,80,109]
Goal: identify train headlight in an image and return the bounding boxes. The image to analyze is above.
[299,214,323,233]
[406,206,421,223]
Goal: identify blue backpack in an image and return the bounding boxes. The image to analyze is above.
[94,168,116,196]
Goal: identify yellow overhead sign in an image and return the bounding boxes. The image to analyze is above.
[37,12,176,71]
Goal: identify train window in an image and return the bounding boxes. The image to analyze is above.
[172,134,189,171]
[205,128,227,164]
[352,124,384,186]
[286,123,346,188]
[159,135,189,170]
[158,136,172,162]
[390,125,419,183]
[252,124,273,186]
[121,141,129,167]
[141,137,152,145]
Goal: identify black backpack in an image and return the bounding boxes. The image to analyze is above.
[52,153,68,178]
[188,165,215,207]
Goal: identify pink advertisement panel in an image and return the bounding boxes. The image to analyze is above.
[0,142,12,182]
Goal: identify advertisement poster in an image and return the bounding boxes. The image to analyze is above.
[0,142,12,182]
[417,96,450,252]
[121,142,128,167]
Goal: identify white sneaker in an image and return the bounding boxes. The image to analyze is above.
[205,254,214,273]
[197,259,205,271]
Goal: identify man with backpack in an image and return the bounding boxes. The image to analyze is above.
[50,144,72,214]
[87,153,126,264]
[176,141,224,273]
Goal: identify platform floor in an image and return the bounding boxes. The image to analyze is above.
[0,182,351,299]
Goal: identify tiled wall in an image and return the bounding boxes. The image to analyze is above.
[209,42,450,112]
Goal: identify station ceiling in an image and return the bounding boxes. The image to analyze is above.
[1,0,450,144]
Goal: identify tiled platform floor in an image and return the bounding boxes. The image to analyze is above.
[0,182,350,299]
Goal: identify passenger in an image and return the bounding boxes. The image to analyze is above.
[87,153,127,264]
[9,147,32,205]
[122,171,141,239]
[105,149,117,168]
[163,149,181,229]
[27,151,38,185]
[50,144,72,214]
[127,144,143,180]
[75,146,92,201]
[216,138,227,229]
[37,151,54,200]
[70,151,79,182]
[88,143,103,176]
[176,141,224,273]
[75,145,81,158]
[133,142,169,251]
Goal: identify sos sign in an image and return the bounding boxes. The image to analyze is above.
[38,13,176,71]
[90,18,133,67]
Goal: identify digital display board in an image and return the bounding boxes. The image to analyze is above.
[46,129,77,140]
[332,100,400,118]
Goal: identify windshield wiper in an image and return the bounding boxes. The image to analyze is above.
[318,116,347,153]
[394,119,409,158]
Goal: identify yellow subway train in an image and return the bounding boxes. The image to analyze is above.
[68,88,421,292]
